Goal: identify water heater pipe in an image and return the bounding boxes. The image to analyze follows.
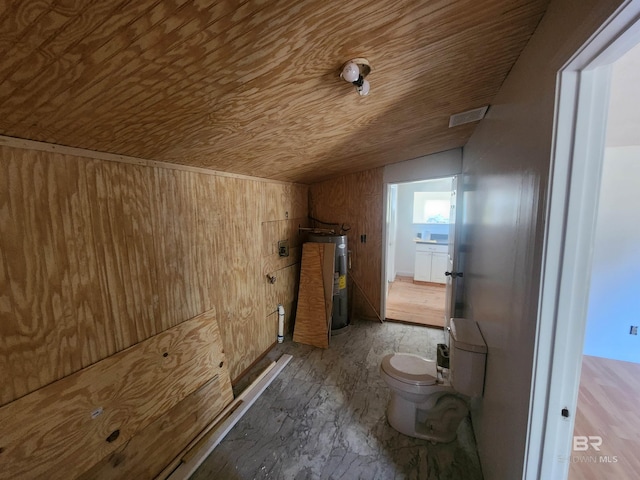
[277,304,285,343]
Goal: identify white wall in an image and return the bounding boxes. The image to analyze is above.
[383,149,461,282]
[383,149,461,184]
[582,41,640,361]
[459,0,623,478]
[606,41,640,146]
[583,147,640,362]
[394,178,452,276]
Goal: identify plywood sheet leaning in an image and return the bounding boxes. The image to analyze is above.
[293,242,335,348]
[0,308,231,480]
[321,244,335,336]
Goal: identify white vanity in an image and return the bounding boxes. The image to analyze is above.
[414,242,448,283]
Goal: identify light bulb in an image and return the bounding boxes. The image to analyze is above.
[341,62,360,83]
[357,79,370,96]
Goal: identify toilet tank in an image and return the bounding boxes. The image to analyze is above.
[449,318,487,397]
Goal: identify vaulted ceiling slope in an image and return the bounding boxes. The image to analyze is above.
[0,0,548,184]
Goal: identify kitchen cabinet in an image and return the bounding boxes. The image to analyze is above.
[414,243,448,283]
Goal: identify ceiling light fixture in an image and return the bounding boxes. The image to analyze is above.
[340,58,371,96]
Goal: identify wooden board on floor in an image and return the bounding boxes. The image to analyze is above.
[0,308,229,480]
[293,242,335,348]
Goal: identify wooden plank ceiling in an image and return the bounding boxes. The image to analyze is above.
[0,0,548,184]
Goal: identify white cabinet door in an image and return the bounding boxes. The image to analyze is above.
[414,251,432,281]
[431,253,448,284]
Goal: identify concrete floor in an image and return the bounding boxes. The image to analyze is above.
[191,317,483,480]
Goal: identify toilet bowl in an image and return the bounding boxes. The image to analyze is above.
[380,318,487,443]
[380,353,467,442]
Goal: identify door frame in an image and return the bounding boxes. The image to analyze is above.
[380,175,460,321]
[524,2,640,478]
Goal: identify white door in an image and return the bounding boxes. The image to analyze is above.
[444,176,460,333]
[525,7,640,478]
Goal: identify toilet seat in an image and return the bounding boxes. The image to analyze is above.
[381,353,437,386]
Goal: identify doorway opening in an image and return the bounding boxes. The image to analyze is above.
[568,38,640,480]
[384,176,456,328]
[525,3,640,479]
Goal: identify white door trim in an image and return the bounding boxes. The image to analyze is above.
[380,175,459,320]
[525,2,640,479]
[380,182,391,319]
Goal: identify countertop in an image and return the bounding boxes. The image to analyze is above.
[413,238,448,245]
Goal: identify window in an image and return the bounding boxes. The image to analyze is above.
[412,192,451,224]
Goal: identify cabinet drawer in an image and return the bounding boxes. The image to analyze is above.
[416,243,448,254]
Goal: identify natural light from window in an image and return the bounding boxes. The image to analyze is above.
[412,192,451,224]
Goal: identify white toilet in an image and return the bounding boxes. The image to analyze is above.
[380,318,487,443]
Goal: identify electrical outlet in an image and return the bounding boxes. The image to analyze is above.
[278,240,289,257]
[630,326,638,335]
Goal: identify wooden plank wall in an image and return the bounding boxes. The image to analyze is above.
[0,142,307,476]
[309,168,383,319]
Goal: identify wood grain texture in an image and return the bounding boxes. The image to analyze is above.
[293,243,335,349]
[309,168,383,319]
[385,277,446,328]
[0,143,308,405]
[77,373,233,480]
[265,264,300,318]
[0,309,228,480]
[0,0,549,184]
[569,355,640,480]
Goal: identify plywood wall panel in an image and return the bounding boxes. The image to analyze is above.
[261,183,309,223]
[3,0,183,127]
[261,217,308,260]
[0,1,548,184]
[77,368,233,480]
[40,0,238,140]
[150,167,207,331]
[0,143,307,406]
[349,168,383,314]
[0,140,307,476]
[264,263,301,318]
[0,148,88,404]
[100,160,161,349]
[212,176,269,380]
[0,308,229,480]
[309,168,383,319]
[114,162,158,340]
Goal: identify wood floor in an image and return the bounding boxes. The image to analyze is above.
[385,276,446,328]
[569,355,640,480]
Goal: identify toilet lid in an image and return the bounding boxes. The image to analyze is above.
[381,353,438,386]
